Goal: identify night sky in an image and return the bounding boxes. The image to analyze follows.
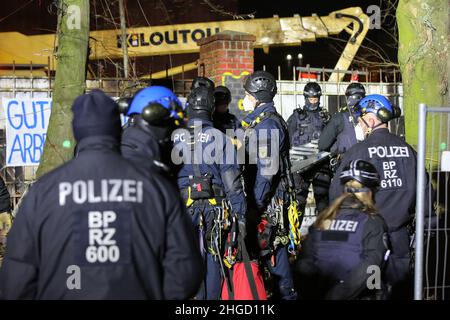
[238,0,398,79]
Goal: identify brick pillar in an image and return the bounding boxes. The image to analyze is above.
[197,31,256,119]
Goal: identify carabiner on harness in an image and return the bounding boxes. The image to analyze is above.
[287,192,302,255]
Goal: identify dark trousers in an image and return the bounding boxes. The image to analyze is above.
[190,205,222,300]
[385,227,413,299]
[264,246,297,300]
[246,205,297,300]
[294,164,331,215]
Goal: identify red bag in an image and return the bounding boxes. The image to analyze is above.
[221,261,267,300]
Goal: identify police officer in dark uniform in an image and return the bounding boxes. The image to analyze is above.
[298,159,388,299]
[241,70,298,300]
[191,76,215,90]
[0,90,203,299]
[213,85,240,134]
[173,81,247,300]
[319,83,366,167]
[120,86,185,179]
[287,82,331,214]
[329,94,428,299]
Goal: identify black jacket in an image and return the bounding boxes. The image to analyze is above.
[213,110,240,134]
[319,110,357,154]
[175,118,247,217]
[0,135,203,299]
[121,125,173,177]
[241,103,290,212]
[329,128,430,231]
[287,107,328,147]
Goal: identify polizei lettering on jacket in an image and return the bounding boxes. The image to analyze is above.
[59,179,144,206]
[329,220,359,232]
[117,27,220,48]
[367,146,410,159]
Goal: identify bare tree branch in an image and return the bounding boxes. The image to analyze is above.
[200,0,255,20]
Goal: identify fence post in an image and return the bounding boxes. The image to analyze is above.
[414,103,427,300]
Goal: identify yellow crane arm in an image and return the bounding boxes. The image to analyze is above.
[327,9,370,82]
[0,6,368,79]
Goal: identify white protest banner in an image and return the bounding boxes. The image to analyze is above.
[2,97,52,166]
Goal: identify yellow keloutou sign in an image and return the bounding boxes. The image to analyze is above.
[115,27,220,52]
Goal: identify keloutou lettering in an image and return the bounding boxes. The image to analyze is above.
[117,27,220,48]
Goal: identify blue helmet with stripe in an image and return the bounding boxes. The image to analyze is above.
[126,86,184,122]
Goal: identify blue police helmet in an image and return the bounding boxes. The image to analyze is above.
[354,94,400,123]
[127,86,184,121]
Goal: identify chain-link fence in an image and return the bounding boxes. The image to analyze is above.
[415,104,450,300]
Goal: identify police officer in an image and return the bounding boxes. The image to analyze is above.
[213,85,240,134]
[191,76,215,91]
[173,80,247,300]
[329,94,428,299]
[297,159,388,299]
[287,82,331,215]
[120,86,185,179]
[319,83,366,161]
[241,70,297,300]
[0,90,203,299]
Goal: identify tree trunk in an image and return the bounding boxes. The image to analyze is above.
[118,0,129,79]
[36,0,90,178]
[397,0,449,161]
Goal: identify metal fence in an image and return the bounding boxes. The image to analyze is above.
[273,80,404,135]
[0,75,53,208]
[0,75,138,208]
[415,104,450,300]
[0,71,404,212]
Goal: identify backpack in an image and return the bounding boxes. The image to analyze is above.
[221,233,267,300]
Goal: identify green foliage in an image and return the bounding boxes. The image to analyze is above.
[397,0,449,164]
